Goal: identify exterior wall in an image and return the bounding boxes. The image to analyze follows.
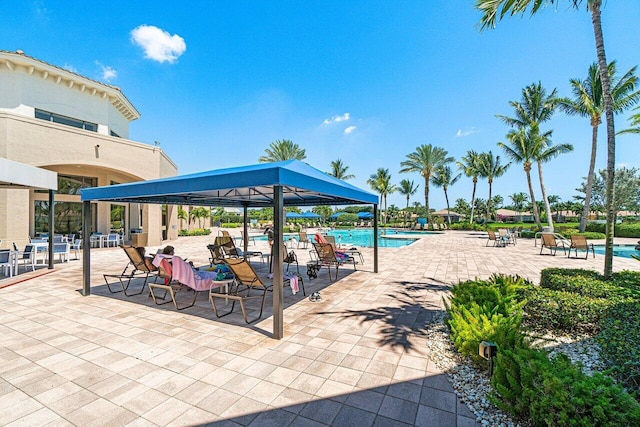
[0,52,178,249]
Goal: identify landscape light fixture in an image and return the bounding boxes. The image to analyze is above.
[479,341,498,376]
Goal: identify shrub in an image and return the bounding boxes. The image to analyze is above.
[522,287,612,333]
[221,223,237,228]
[491,347,640,425]
[178,228,212,236]
[586,222,640,238]
[598,301,640,397]
[558,228,606,240]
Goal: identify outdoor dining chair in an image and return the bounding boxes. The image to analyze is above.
[567,235,595,259]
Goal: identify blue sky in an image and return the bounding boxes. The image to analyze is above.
[2,1,640,210]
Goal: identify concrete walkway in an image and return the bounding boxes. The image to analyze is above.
[0,230,638,426]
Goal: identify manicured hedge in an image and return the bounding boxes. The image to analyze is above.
[586,222,640,237]
[178,228,212,236]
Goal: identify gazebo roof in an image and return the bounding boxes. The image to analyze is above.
[81,160,378,207]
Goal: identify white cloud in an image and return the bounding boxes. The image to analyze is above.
[455,127,478,137]
[344,125,356,134]
[130,25,186,63]
[95,61,117,82]
[323,112,350,125]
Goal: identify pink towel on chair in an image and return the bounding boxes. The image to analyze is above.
[169,256,222,292]
[284,274,299,295]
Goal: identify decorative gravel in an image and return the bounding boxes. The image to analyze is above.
[425,310,604,427]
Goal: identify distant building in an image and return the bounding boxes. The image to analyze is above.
[432,209,465,222]
[0,50,179,248]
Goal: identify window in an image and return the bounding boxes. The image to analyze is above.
[34,108,97,132]
[34,201,96,235]
[35,174,97,195]
[111,204,126,234]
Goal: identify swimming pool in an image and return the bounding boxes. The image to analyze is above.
[252,229,425,248]
[593,245,640,259]
[326,229,418,248]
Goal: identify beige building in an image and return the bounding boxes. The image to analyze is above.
[0,50,179,249]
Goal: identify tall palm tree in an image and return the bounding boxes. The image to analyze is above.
[258,139,306,163]
[497,82,573,229]
[398,179,419,225]
[367,168,397,225]
[431,166,461,224]
[400,144,454,215]
[621,108,640,134]
[557,62,640,232]
[498,128,544,230]
[535,138,574,227]
[328,159,355,180]
[476,0,619,278]
[478,151,510,223]
[456,150,483,224]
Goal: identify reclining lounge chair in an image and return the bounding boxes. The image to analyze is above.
[103,245,158,296]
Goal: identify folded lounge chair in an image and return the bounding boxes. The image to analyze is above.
[567,235,595,259]
[103,245,159,296]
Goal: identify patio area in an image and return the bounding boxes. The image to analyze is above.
[1,229,638,426]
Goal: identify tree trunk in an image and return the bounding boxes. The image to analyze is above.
[486,179,493,223]
[537,161,554,229]
[525,167,542,230]
[424,174,430,216]
[444,187,451,224]
[590,2,615,279]
[470,177,477,223]
[580,122,599,233]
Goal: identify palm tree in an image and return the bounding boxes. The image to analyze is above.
[498,128,544,230]
[431,166,461,224]
[621,109,640,134]
[328,159,355,180]
[367,168,397,225]
[398,179,419,226]
[400,144,454,215]
[498,82,573,229]
[258,139,306,163]
[547,195,562,221]
[476,0,619,279]
[509,192,529,221]
[177,206,188,230]
[478,151,510,223]
[456,150,483,224]
[557,62,640,232]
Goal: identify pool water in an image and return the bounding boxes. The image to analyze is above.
[327,229,417,248]
[593,245,640,259]
[252,229,427,248]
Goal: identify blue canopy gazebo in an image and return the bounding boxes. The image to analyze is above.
[81,160,379,339]
[285,212,302,219]
[357,212,374,219]
[300,211,321,219]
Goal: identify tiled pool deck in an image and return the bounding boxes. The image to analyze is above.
[1,229,638,426]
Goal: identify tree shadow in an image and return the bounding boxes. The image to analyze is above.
[316,279,449,352]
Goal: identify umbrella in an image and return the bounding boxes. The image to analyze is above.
[301,211,321,219]
[329,212,346,219]
[357,212,373,219]
[286,212,302,219]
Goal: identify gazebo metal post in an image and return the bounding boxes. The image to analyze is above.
[373,204,378,273]
[243,205,249,256]
[273,186,284,339]
[48,189,55,269]
[82,200,92,296]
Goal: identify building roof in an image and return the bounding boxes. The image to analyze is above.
[0,157,57,190]
[0,50,140,121]
[81,160,379,207]
[432,209,464,217]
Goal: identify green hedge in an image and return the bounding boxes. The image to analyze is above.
[586,222,640,237]
[446,274,640,423]
[178,228,212,236]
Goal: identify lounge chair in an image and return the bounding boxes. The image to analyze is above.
[210,258,305,323]
[486,230,506,247]
[208,236,261,265]
[311,242,356,281]
[282,245,300,274]
[540,233,569,256]
[297,231,310,249]
[567,235,595,259]
[103,245,158,296]
[149,255,225,310]
[240,230,256,246]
